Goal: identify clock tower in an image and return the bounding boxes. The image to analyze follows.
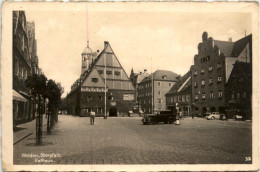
[81,41,93,75]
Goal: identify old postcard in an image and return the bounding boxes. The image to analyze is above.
[1,1,259,171]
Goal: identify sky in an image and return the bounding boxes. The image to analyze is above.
[25,4,252,97]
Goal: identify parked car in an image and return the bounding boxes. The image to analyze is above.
[142,110,175,125]
[234,115,243,120]
[204,112,211,119]
[207,112,224,120]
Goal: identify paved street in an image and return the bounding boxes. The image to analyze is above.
[14,115,252,164]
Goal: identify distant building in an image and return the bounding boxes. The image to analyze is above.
[166,71,192,116]
[130,68,150,106]
[225,62,252,119]
[67,41,135,116]
[190,32,252,115]
[13,11,32,125]
[138,70,179,113]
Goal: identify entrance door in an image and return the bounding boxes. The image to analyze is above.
[109,107,117,117]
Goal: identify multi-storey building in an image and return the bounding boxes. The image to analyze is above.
[191,32,252,115]
[138,70,179,113]
[130,68,150,112]
[225,61,252,120]
[165,71,191,116]
[13,11,32,125]
[67,41,135,117]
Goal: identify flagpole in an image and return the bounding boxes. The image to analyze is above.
[151,57,154,114]
[104,52,107,119]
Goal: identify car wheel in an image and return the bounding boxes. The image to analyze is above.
[211,116,215,120]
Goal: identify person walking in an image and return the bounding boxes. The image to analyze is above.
[90,110,96,125]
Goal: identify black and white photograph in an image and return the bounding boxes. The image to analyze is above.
[1,2,259,171]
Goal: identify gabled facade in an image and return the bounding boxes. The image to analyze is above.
[190,32,252,115]
[67,41,135,117]
[166,71,192,116]
[225,62,252,120]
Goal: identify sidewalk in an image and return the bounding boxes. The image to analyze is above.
[13,114,48,145]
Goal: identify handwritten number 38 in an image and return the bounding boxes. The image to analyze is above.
[245,157,251,161]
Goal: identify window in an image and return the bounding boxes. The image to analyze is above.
[99,96,102,101]
[202,93,206,99]
[219,91,223,98]
[208,66,213,71]
[178,96,181,102]
[114,71,121,76]
[201,80,205,86]
[15,59,19,75]
[204,48,206,52]
[19,63,23,77]
[87,96,92,102]
[158,91,161,95]
[231,93,234,99]
[182,95,185,102]
[194,70,197,76]
[186,95,190,101]
[209,78,213,85]
[237,93,240,99]
[162,75,167,79]
[106,70,112,75]
[158,99,162,104]
[98,70,104,74]
[174,96,177,102]
[144,100,146,104]
[195,94,198,100]
[218,76,222,82]
[91,78,99,83]
[123,93,134,101]
[169,83,172,86]
[23,69,27,80]
[201,68,205,74]
[209,92,214,100]
[158,82,161,86]
[194,82,197,87]
[217,63,222,69]
[171,97,173,103]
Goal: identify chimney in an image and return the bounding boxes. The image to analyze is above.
[228,37,232,42]
[104,41,109,47]
[144,69,147,73]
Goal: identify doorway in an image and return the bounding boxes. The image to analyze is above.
[109,107,118,117]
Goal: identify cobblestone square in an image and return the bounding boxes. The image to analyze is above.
[14,115,252,164]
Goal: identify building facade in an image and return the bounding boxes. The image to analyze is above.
[138,70,179,113]
[166,71,192,116]
[13,11,32,125]
[191,32,252,115]
[67,41,135,117]
[225,62,252,120]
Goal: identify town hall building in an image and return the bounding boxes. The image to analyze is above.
[66,41,135,117]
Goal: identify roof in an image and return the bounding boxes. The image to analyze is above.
[214,34,252,58]
[140,70,179,83]
[166,71,191,95]
[214,40,234,57]
[231,34,252,57]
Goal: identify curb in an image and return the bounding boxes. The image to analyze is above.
[13,133,33,145]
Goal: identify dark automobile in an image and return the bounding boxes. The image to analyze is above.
[141,110,175,125]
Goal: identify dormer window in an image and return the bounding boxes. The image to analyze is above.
[195,95,198,100]
[194,70,197,76]
[201,68,205,74]
[106,70,112,75]
[217,63,222,69]
[202,93,206,99]
[114,71,121,76]
[162,75,167,79]
[209,78,213,85]
[194,81,197,88]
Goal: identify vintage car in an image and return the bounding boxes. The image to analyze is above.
[141,110,175,125]
[206,112,225,120]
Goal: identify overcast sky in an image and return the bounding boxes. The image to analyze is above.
[25,4,252,97]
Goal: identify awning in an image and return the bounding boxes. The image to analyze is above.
[13,90,27,102]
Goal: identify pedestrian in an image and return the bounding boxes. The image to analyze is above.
[90,110,96,125]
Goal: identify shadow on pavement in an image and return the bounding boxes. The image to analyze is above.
[26,142,53,147]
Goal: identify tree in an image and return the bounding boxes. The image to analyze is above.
[25,74,47,144]
[46,80,64,133]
